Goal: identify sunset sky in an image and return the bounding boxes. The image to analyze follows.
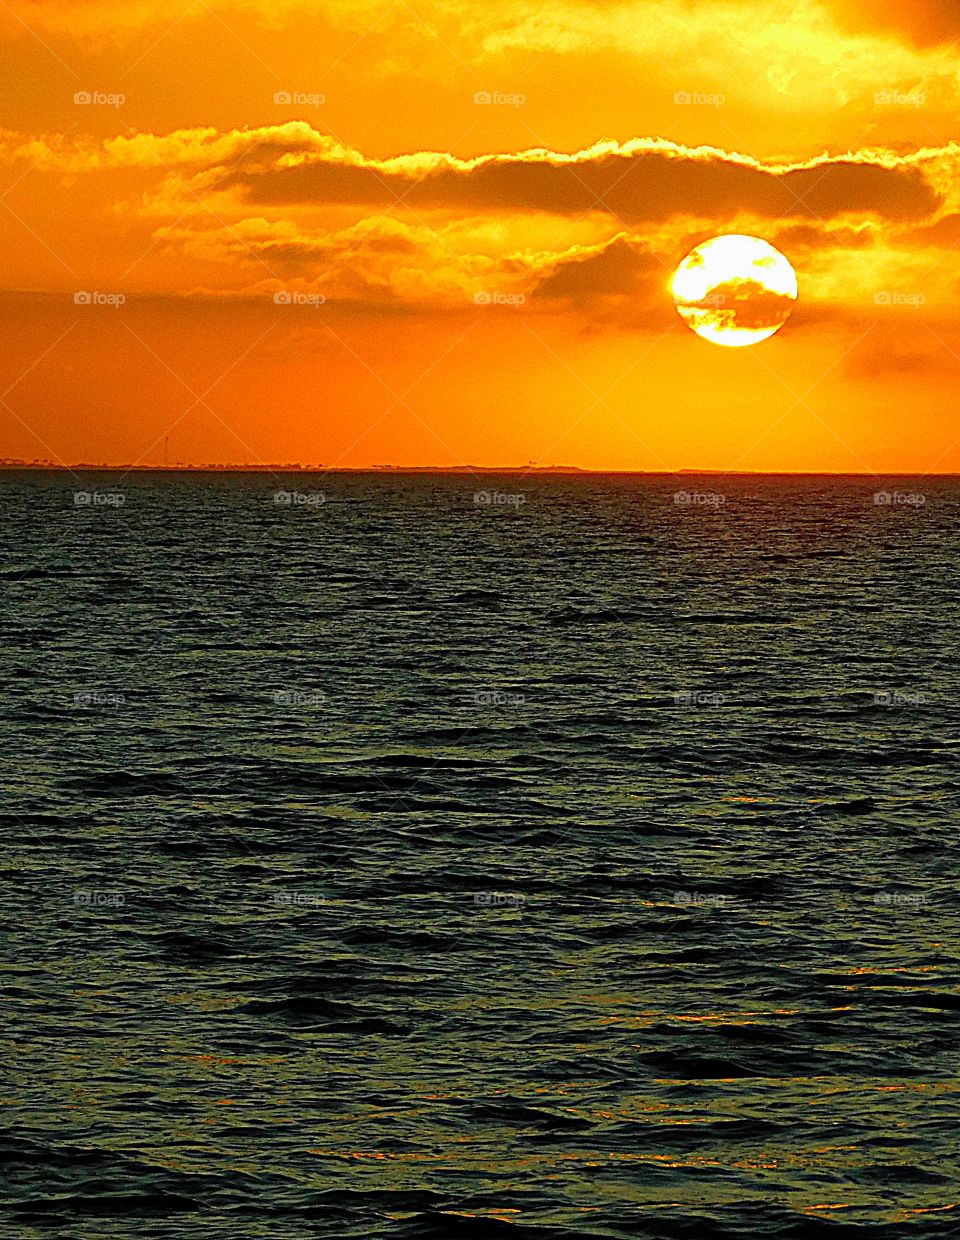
[3,0,960,470]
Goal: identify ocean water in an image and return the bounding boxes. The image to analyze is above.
[3,468,959,1239]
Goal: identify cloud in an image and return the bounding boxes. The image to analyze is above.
[0,123,335,174]
[679,278,796,333]
[8,0,960,53]
[221,135,940,224]
[11,125,943,226]
[771,222,879,251]
[533,236,662,301]
[906,212,960,247]
[0,124,954,333]
[830,1,960,47]
[843,326,954,377]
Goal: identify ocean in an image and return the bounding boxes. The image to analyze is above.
[3,468,958,1238]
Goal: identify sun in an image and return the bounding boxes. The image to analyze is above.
[671,234,798,347]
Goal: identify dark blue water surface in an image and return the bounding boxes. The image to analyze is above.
[2,469,959,1238]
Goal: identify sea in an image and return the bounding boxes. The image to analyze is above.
[2,468,958,1238]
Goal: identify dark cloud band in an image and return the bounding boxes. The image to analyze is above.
[226,145,939,225]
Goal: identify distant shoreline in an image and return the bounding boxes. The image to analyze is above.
[0,464,954,477]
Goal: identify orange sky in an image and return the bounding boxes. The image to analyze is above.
[3,0,960,470]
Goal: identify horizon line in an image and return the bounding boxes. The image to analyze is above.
[0,463,957,478]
